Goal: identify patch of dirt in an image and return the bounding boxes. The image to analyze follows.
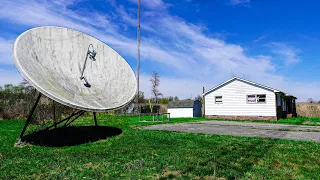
[14,141,32,148]
[83,162,101,169]
[163,169,182,176]
[125,159,145,172]
[201,176,226,180]
[302,120,315,125]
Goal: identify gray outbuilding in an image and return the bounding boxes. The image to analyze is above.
[167,100,202,118]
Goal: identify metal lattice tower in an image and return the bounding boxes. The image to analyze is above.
[136,0,141,109]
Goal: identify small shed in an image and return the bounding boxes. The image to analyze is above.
[167,100,202,118]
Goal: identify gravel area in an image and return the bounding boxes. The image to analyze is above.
[144,120,320,142]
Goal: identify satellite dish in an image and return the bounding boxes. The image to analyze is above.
[13,26,137,112]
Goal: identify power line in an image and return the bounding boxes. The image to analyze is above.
[162,63,189,88]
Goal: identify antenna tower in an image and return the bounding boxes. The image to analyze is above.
[136,0,141,110]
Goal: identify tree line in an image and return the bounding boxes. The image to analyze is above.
[0,71,202,119]
[0,79,74,122]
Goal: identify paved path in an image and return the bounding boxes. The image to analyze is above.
[144,121,320,143]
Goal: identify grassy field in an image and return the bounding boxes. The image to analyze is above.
[296,102,320,117]
[1,115,320,179]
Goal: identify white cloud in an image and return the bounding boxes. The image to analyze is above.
[127,0,169,10]
[253,34,268,43]
[0,0,92,33]
[230,0,250,5]
[139,72,320,102]
[0,0,318,101]
[0,37,13,64]
[140,74,208,99]
[269,42,301,66]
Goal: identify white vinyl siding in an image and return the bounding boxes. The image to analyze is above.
[168,108,193,118]
[205,79,276,116]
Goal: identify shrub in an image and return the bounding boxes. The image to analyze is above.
[134,104,160,114]
[0,83,75,123]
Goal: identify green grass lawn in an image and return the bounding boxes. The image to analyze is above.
[277,116,320,125]
[1,115,320,179]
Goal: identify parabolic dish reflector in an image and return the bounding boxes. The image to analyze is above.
[13,26,137,111]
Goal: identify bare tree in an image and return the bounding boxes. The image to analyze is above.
[230,69,236,78]
[307,98,315,103]
[19,79,31,87]
[195,95,202,101]
[134,91,145,103]
[150,71,162,104]
[242,73,250,80]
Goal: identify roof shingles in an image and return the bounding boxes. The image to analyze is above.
[167,100,195,108]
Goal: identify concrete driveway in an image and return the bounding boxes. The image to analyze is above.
[144,120,320,143]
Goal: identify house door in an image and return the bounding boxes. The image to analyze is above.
[282,100,286,112]
[287,99,292,114]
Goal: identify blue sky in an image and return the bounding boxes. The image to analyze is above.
[1,0,320,101]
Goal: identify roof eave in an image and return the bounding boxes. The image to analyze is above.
[202,77,237,96]
[203,77,281,96]
[276,92,297,99]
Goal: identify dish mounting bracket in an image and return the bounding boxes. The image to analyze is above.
[80,44,97,88]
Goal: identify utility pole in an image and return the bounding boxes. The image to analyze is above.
[202,87,205,117]
[136,0,141,113]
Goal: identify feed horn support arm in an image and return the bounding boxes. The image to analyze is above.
[80,44,96,88]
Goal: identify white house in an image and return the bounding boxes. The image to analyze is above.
[167,100,202,118]
[202,77,296,120]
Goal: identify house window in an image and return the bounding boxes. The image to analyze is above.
[257,94,266,103]
[215,96,222,104]
[247,95,256,103]
[282,100,286,111]
[247,94,266,103]
[277,95,281,106]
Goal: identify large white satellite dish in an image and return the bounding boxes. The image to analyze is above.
[13,26,137,112]
[13,26,137,144]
